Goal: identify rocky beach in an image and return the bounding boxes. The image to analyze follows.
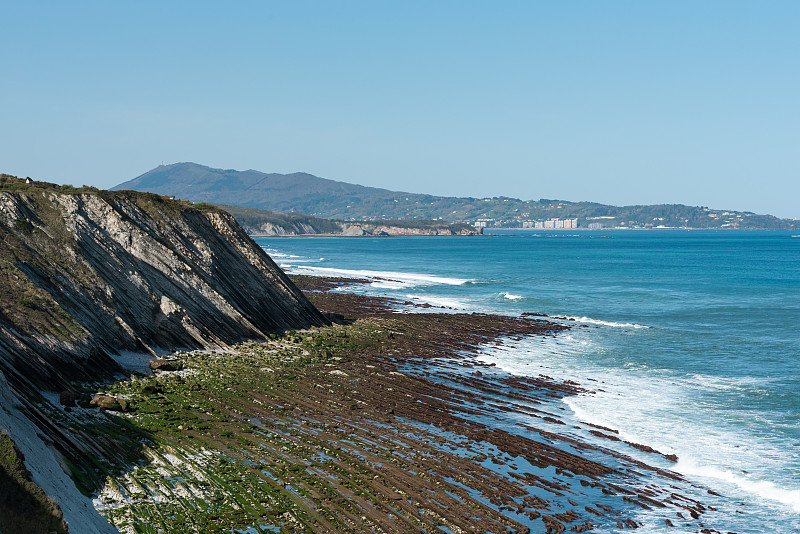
[84,275,733,533]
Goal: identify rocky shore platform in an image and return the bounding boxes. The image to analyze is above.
[82,275,736,533]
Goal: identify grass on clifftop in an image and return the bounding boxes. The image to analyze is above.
[0,173,222,214]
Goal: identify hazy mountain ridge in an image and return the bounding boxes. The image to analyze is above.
[114,163,800,230]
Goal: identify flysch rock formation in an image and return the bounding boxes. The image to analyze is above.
[0,178,327,532]
[241,220,481,237]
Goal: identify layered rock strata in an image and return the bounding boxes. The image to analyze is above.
[0,186,326,395]
[0,177,327,531]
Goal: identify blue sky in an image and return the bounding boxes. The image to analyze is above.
[2,1,798,218]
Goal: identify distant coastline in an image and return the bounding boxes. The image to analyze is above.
[247,226,797,238]
[487,226,799,232]
[114,162,800,231]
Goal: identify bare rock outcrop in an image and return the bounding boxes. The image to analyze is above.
[0,185,327,395]
[0,177,330,530]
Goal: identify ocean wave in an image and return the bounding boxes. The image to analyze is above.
[686,373,778,394]
[478,335,800,517]
[563,376,800,517]
[676,458,800,513]
[475,333,599,377]
[263,248,324,262]
[502,292,524,300]
[284,265,472,287]
[266,250,303,259]
[565,316,651,329]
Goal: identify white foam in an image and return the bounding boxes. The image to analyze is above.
[564,316,651,329]
[686,373,776,394]
[477,335,800,519]
[476,333,599,377]
[676,457,800,513]
[283,265,472,287]
[502,292,524,300]
[369,279,407,290]
[264,249,325,263]
[562,370,800,513]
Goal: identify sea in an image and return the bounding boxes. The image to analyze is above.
[255,230,800,532]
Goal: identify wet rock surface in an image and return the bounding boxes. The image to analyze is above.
[89,276,733,533]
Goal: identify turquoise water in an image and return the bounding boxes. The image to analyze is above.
[256,230,800,530]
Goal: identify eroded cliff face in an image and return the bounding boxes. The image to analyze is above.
[344,223,481,236]
[0,182,328,532]
[0,188,326,394]
[246,220,482,236]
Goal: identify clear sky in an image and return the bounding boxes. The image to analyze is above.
[2,1,798,218]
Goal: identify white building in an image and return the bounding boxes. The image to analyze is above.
[534,218,578,229]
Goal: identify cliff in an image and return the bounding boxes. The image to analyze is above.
[0,178,326,393]
[336,221,481,236]
[217,204,482,236]
[0,174,327,532]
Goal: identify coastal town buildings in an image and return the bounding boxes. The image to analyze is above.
[521,218,579,229]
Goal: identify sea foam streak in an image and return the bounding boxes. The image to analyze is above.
[676,458,800,513]
[283,265,472,287]
[565,316,651,329]
[567,396,800,516]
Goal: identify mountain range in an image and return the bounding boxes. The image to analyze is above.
[114,163,800,230]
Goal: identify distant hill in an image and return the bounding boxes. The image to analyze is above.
[217,204,481,236]
[113,162,404,219]
[114,163,800,230]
